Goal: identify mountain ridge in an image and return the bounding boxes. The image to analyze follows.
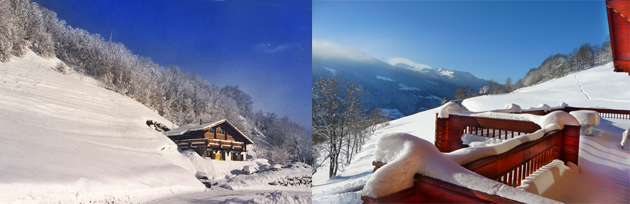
[312,48,489,118]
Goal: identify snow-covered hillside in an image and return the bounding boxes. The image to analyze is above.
[463,62,630,111]
[313,62,630,203]
[0,50,205,203]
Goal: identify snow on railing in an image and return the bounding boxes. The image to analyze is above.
[363,102,583,203]
[362,133,561,203]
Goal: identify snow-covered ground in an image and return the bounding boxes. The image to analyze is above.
[0,50,311,203]
[148,163,312,204]
[313,62,630,203]
[0,50,205,203]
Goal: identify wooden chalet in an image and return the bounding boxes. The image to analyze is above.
[165,119,253,161]
[606,0,630,75]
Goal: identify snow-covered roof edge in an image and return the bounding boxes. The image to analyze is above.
[165,119,254,145]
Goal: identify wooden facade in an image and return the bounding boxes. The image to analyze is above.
[606,0,630,75]
[166,119,253,161]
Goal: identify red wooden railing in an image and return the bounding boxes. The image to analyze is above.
[520,107,630,119]
[563,107,630,120]
[364,112,581,203]
[435,114,541,152]
[362,107,627,203]
[461,126,580,187]
[361,174,521,203]
[365,126,579,203]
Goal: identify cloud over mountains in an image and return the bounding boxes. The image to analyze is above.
[312,40,376,62]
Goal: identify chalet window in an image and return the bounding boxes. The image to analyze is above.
[208,128,214,133]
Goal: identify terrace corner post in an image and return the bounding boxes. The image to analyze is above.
[435,114,454,152]
[560,125,581,165]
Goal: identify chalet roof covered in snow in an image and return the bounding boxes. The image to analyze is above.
[165,119,254,144]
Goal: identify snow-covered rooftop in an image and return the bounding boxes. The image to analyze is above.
[166,120,226,136]
[165,119,254,144]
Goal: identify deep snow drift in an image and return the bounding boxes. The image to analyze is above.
[313,62,630,203]
[0,50,206,203]
[0,50,313,203]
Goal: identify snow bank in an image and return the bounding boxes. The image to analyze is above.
[221,166,311,191]
[0,50,205,203]
[362,133,559,203]
[313,192,362,204]
[517,160,579,199]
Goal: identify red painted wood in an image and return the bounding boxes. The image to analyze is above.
[436,114,540,152]
[606,0,630,74]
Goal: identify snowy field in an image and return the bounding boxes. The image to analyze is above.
[313,62,630,203]
[0,50,311,203]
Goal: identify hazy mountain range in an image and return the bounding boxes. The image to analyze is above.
[312,47,489,118]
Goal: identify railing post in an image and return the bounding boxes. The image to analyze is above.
[435,114,450,152]
[560,125,580,165]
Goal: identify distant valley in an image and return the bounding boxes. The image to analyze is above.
[312,49,489,118]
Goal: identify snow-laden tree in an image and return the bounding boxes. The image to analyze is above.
[313,76,388,177]
[478,86,489,95]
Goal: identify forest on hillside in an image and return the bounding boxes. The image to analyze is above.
[451,41,612,100]
[0,0,311,164]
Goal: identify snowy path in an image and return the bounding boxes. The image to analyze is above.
[575,70,630,103]
[575,72,591,100]
[463,62,630,111]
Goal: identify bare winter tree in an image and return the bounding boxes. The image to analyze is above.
[313,76,388,178]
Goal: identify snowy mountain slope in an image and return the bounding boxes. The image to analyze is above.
[312,49,488,119]
[0,50,205,203]
[463,62,630,111]
[313,62,630,203]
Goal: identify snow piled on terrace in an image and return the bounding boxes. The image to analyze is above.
[0,50,205,203]
[313,62,630,203]
[362,133,559,203]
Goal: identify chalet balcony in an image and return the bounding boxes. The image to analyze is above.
[362,104,630,203]
[176,138,245,151]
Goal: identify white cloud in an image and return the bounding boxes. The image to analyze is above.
[254,43,291,53]
[387,57,431,70]
[312,40,375,62]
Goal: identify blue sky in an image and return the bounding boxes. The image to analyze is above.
[313,1,610,83]
[33,0,312,129]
